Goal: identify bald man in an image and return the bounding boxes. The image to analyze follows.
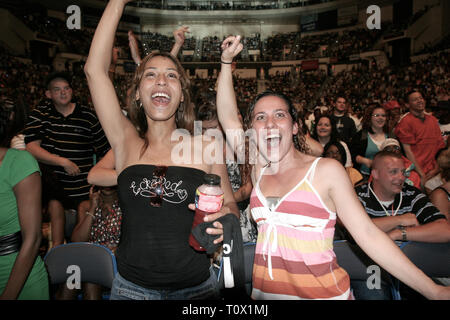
[355,150,450,243]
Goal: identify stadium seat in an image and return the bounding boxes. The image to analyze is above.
[44,242,117,296]
[390,241,450,300]
[334,240,394,300]
[400,241,450,278]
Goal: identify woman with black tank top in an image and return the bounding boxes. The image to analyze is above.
[84,0,238,300]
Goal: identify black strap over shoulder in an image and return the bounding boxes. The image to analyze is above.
[192,213,245,289]
[0,231,22,256]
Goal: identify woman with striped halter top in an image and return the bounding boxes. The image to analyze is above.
[216,35,450,300]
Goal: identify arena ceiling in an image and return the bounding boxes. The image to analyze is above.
[31,0,398,25]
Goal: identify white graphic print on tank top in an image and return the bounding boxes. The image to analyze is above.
[129,177,189,204]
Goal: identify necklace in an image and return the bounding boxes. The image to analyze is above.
[368,182,402,216]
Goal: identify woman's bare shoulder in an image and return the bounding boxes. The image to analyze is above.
[314,157,349,182]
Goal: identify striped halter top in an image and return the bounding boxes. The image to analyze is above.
[250,157,351,300]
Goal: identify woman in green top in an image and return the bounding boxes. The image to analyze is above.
[0,102,49,299]
[353,104,390,178]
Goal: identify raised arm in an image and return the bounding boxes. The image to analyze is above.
[84,0,136,162]
[128,30,142,65]
[71,186,100,243]
[216,35,243,133]
[171,26,189,57]
[216,36,247,163]
[318,159,450,299]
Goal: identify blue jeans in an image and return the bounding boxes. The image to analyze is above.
[110,267,220,300]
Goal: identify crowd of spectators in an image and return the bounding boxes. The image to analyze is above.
[201,35,224,62]
[1,8,449,301]
[127,0,337,11]
[3,4,390,64]
[2,41,447,129]
[325,28,384,60]
[0,47,51,108]
[319,50,449,113]
[1,26,448,123]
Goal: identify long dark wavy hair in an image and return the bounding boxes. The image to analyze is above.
[323,139,347,166]
[311,114,339,142]
[0,96,29,148]
[361,104,388,134]
[241,91,309,182]
[244,91,308,153]
[127,51,195,157]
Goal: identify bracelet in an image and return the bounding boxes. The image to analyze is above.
[401,228,407,242]
[85,211,95,218]
[221,60,233,64]
[397,226,407,241]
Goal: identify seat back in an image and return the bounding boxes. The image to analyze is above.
[333,240,375,281]
[334,240,395,300]
[44,242,117,289]
[400,241,450,278]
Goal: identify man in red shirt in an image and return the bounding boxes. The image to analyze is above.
[394,90,445,186]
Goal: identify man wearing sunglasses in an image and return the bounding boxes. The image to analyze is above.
[355,150,450,243]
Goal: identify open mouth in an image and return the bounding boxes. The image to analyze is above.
[265,133,281,148]
[151,92,171,105]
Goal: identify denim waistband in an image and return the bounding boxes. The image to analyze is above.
[0,231,22,256]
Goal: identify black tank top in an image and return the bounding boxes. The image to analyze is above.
[116,165,210,290]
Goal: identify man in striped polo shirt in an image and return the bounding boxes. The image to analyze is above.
[355,150,449,243]
[24,72,110,245]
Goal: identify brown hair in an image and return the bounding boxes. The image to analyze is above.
[127,51,195,157]
[244,91,307,153]
[361,104,388,134]
[241,91,309,184]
